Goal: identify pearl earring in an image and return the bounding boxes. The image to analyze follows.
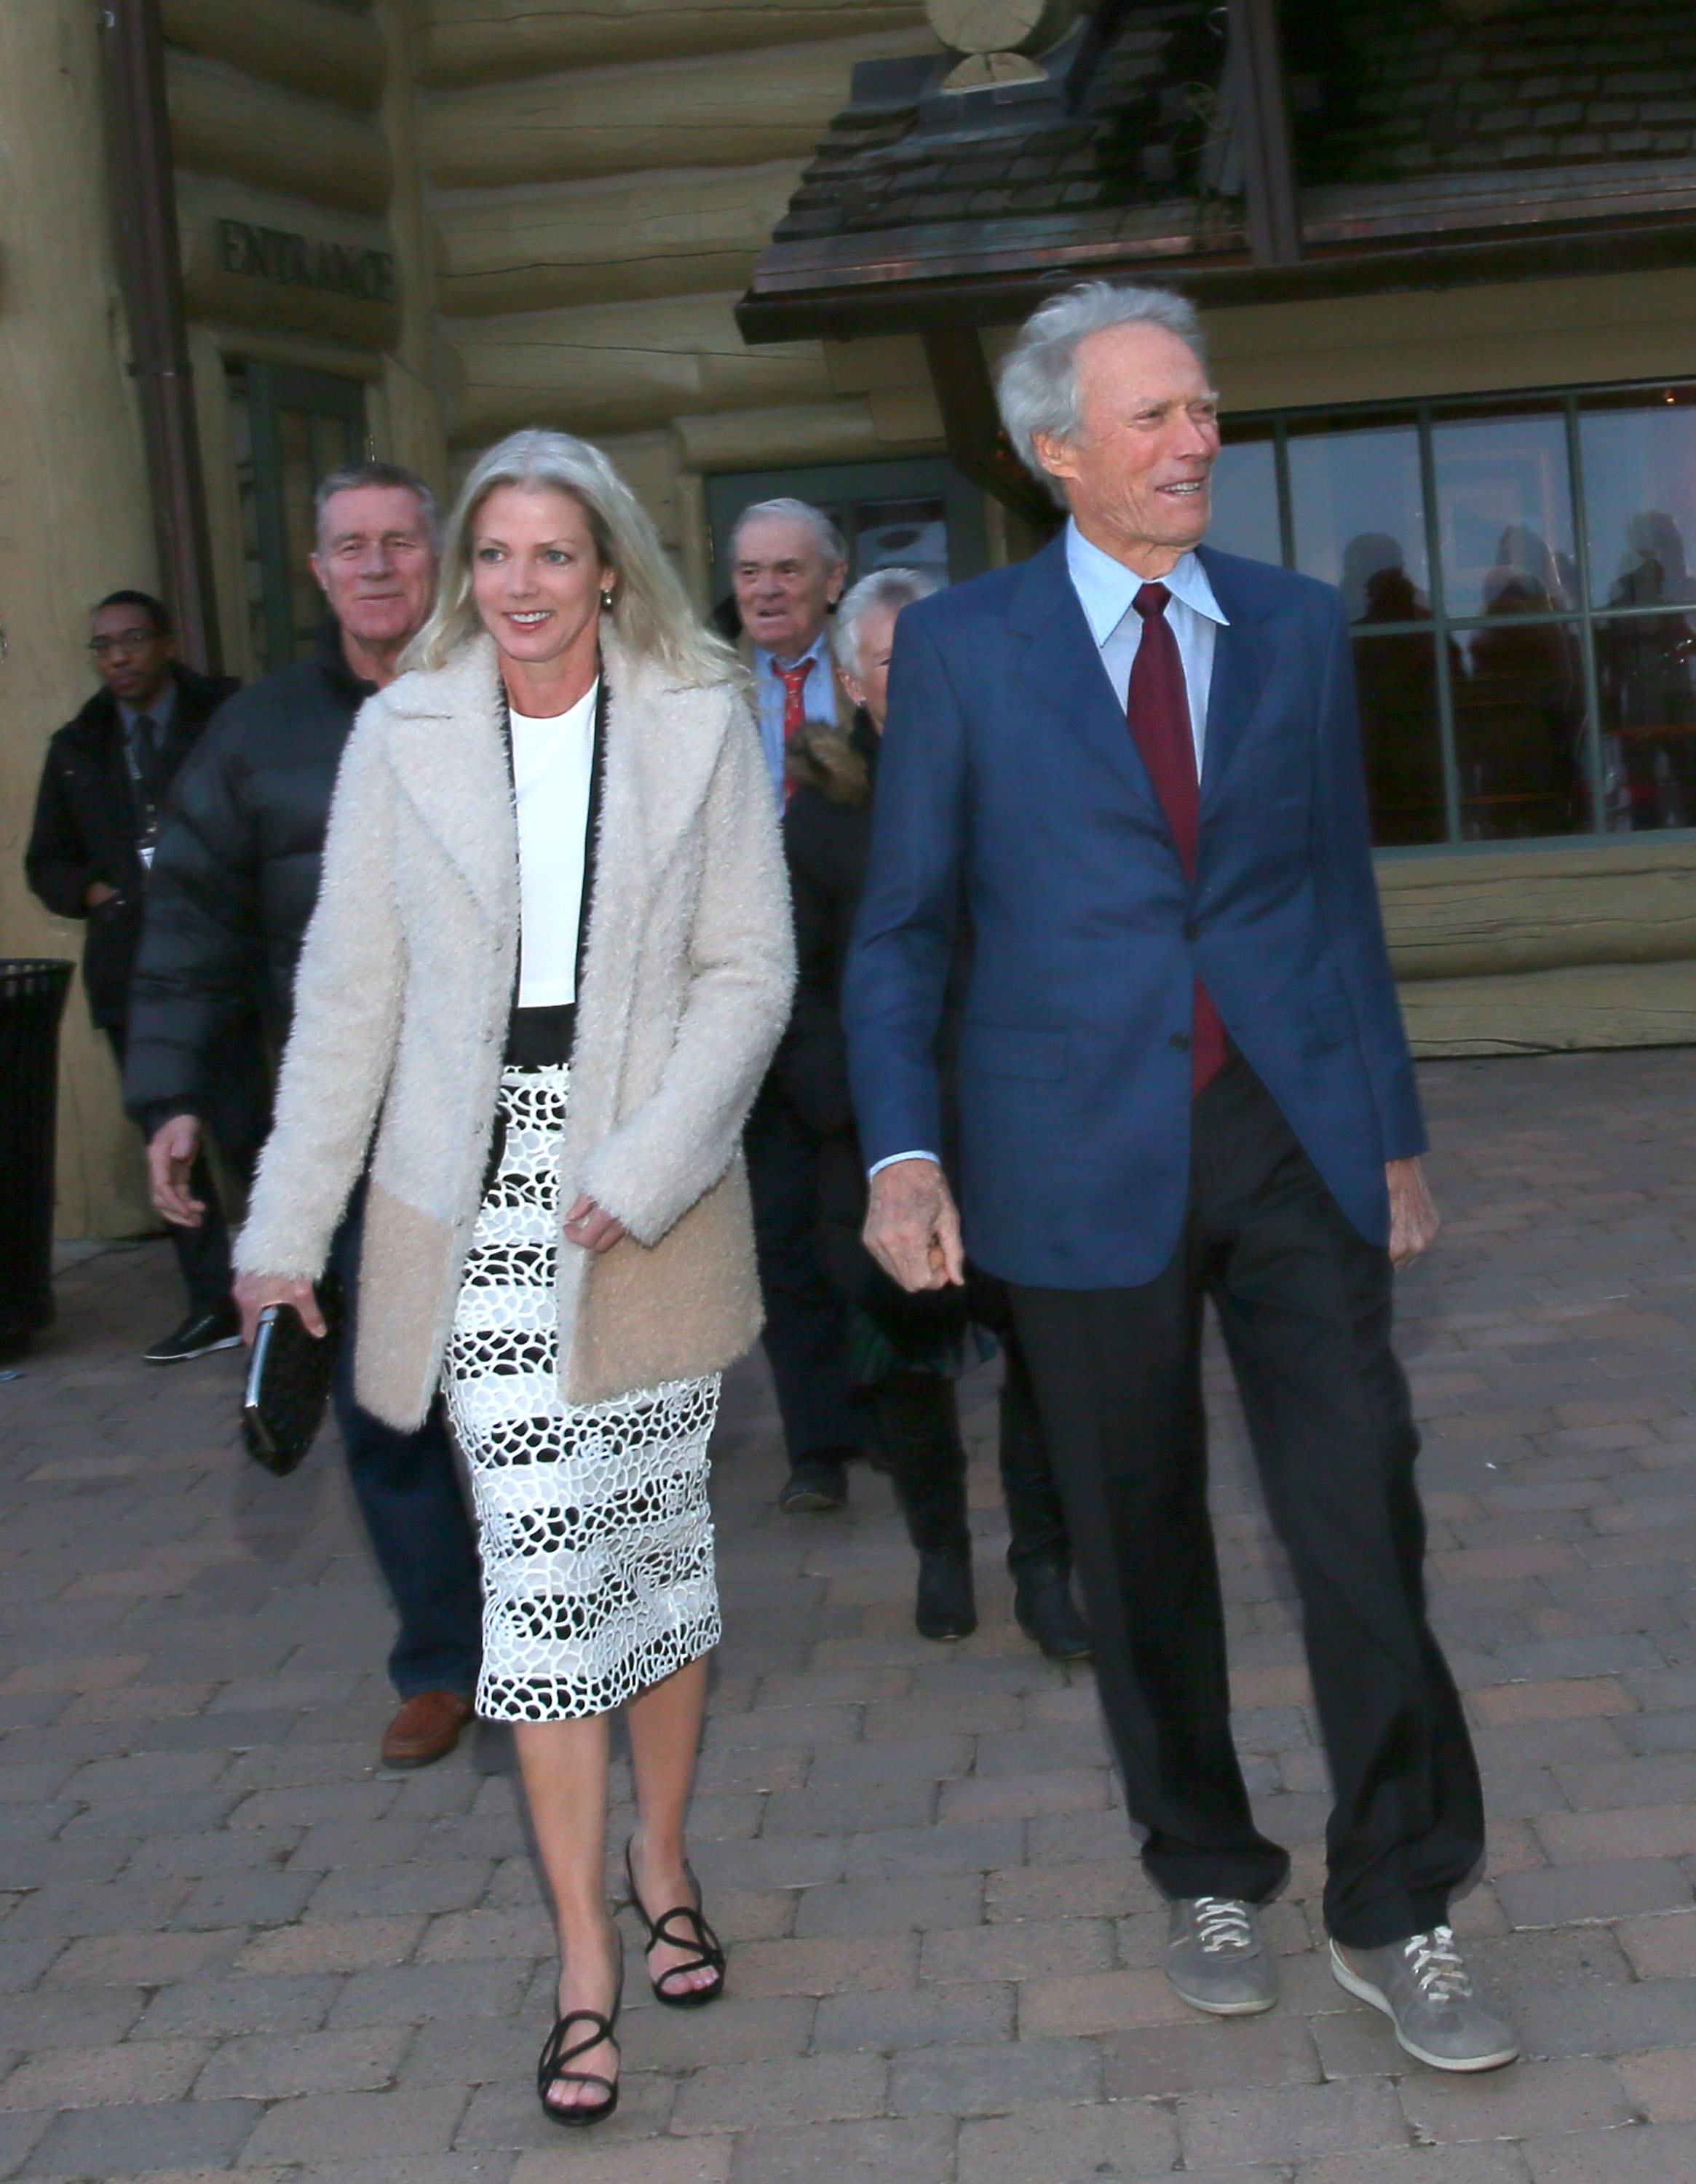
[600,588,614,611]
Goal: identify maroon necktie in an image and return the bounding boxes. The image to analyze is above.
[1126,582,1226,1095]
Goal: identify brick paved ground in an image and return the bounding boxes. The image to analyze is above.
[3,1048,1696,2182]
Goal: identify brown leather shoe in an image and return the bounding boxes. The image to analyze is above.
[380,1690,473,1770]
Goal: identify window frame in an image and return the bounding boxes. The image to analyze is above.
[1220,376,1696,858]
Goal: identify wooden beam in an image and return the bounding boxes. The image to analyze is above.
[417,0,927,86]
[166,50,392,213]
[159,0,386,110]
[922,326,1061,534]
[1227,0,1300,266]
[417,29,934,189]
[435,163,804,314]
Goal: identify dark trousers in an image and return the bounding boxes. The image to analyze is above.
[329,1182,483,1702]
[107,1023,267,1318]
[1007,1053,1483,1949]
[873,1307,1071,1575]
[745,1085,863,1463]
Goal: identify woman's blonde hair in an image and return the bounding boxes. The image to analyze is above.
[405,428,737,686]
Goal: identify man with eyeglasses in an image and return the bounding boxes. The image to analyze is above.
[25,589,255,1363]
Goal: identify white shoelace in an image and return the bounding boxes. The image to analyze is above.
[1193,1897,1255,1953]
[1402,1926,1473,2003]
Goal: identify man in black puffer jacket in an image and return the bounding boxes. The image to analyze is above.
[124,461,484,1775]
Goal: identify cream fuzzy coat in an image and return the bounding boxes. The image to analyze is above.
[236,627,794,1428]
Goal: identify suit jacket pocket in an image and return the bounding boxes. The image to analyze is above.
[958,1021,1068,1081]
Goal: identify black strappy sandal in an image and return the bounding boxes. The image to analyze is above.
[623,1837,727,2009]
[536,1931,623,2128]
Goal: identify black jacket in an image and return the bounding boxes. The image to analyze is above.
[780,716,971,1346]
[124,624,375,1128]
[25,665,238,1027]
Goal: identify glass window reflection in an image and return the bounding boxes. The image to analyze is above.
[1208,436,1282,566]
[1580,397,1696,613]
[1598,610,1696,831]
[1352,632,1448,846]
[1288,424,1429,604]
[1454,617,1589,840]
[1431,412,1576,620]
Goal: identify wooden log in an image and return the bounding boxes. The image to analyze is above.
[176,175,400,348]
[418,0,927,84]
[166,50,391,214]
[160,0,386,109]
[419,28,935,189]
[1376,839,1696,981]
[435,162,805,314]
[675,399,884,469]
[1398,959,1696,1059]
[444,290,833,440]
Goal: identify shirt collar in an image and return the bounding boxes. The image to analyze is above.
[1064,518,1227,644]
[118,678,177,735]
[757,626,832,678]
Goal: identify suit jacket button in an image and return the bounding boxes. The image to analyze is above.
[1183,919,1200,942]
[1170,1031,1192,1052]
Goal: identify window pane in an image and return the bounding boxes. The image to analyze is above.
[1597,606,1696,829]
[848,496,950,586]
[1580,395,1696,612]
[1431,412,1576,620]
[1454,617,1590,839]
[1353,631,1448,845]
[1208,438,1282,566]
[1288,424,1429,608]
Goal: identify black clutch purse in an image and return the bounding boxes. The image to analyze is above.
[240,1275,344,1476]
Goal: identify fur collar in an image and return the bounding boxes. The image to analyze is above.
[785,718,871,807]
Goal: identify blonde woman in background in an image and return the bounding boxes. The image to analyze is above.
[234,430,793,2125]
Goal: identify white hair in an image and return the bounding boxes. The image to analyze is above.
[997,282,1208,504]
[729,496,847,568]
[405,428,736,686]
[832,566,941,678]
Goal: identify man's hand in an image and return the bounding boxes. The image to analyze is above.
[233,1273,325,1347]
[863,1158,965,1294]
[148,1114,205,1228]
[1387,1156,1439,1269]
[84,881,118,910]
[563,1194,628,1255]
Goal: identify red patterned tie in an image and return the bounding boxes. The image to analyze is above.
[774,660,812,798]
[1127,582,1226,1095]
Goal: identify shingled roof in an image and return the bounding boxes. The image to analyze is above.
[739,0,1696,340]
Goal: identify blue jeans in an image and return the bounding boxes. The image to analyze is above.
[329,1182,482,1701]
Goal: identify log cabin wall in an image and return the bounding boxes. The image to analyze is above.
[160,0,448,683]
[414,0,948,595]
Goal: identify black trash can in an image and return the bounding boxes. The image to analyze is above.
[0,959,74,1358]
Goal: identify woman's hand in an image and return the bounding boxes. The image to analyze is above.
[232,1273,326,1346]
[563,1195,627,1254]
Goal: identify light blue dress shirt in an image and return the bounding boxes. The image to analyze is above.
[1063,518,1227,767]
[753,629,836,807]
[868,523,1230,1181]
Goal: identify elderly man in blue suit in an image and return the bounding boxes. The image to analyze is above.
[843,282,1516,2074]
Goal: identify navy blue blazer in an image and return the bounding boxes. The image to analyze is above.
[841,534,1427,1291]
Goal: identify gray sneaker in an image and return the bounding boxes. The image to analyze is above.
[1331,1927,1519,2072]
[1165,1896,1278,2016]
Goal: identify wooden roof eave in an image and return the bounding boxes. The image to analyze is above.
[736,202,1696,344]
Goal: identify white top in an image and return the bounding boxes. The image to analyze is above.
[1063,518,1229,769]
[510,681,597,1009]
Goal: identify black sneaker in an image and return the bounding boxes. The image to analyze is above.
[145,1307,242,1365]
[916,1548,977,1640]
[1013,1563,1093,1661]
[778,1454,849,1514]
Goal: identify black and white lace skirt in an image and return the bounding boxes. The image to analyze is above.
[441,1064,721,1722]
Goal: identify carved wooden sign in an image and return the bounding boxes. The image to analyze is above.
[215,218,396,303]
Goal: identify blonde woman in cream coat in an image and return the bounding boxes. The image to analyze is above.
[234,430,793,2126]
